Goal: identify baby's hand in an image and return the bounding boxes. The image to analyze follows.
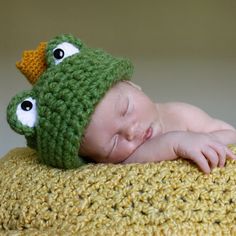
[173,132,236,174]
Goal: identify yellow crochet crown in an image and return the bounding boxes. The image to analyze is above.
[16,42,47,85]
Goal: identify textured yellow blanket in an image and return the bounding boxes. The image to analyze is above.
[1,146,236,235]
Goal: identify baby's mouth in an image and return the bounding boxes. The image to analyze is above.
[143,127,153,142]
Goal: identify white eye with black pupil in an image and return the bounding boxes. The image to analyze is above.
[21,100,33,111]
[16,97,37,128]
[53,42,79,65]
[53,49,65,60]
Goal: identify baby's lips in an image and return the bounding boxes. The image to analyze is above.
[143,127,153,142]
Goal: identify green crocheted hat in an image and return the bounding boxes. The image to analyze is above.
[7,34,133,169]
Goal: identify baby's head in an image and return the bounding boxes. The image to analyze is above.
[79,81,157,163]
[7,34,133,169]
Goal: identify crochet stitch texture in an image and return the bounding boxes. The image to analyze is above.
[16,42,47,85]
[1,146,236,235]
[7,34,133,169]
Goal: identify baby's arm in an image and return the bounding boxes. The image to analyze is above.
[163,102,236,145]
[177,102,236,145]
[123,131,236,174]
[210,129,236,145]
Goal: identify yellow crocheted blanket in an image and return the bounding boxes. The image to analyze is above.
[1,146,236,235]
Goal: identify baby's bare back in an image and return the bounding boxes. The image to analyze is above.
[156,102,235,133]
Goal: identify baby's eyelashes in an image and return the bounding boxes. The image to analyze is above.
[121,98,129,116]
[121,98,134,117]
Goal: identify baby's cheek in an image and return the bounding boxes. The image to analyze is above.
[111,142,138,163]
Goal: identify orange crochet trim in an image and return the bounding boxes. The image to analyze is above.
[16,42,47,85]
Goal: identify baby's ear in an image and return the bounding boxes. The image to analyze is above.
[7,90,37,137]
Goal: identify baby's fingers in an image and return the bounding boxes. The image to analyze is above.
[212,145,226,168]
[191,153,211,174]
[225,147,236,161]
[202,148,219,169]
[211,144,236,168]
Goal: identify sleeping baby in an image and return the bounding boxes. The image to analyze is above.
[7,34,236,174]
[79,80,236,174]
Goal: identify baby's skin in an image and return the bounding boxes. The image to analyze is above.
[80,81,236,174]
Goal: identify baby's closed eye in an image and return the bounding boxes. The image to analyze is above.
[120,98,129,116]
[121,97,133,117]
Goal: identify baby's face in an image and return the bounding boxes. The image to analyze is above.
[80,81,159,163]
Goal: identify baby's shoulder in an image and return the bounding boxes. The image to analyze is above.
[158,102,210,129]
[160,102,201,114]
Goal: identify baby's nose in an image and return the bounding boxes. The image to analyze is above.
[122,122,139,141]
